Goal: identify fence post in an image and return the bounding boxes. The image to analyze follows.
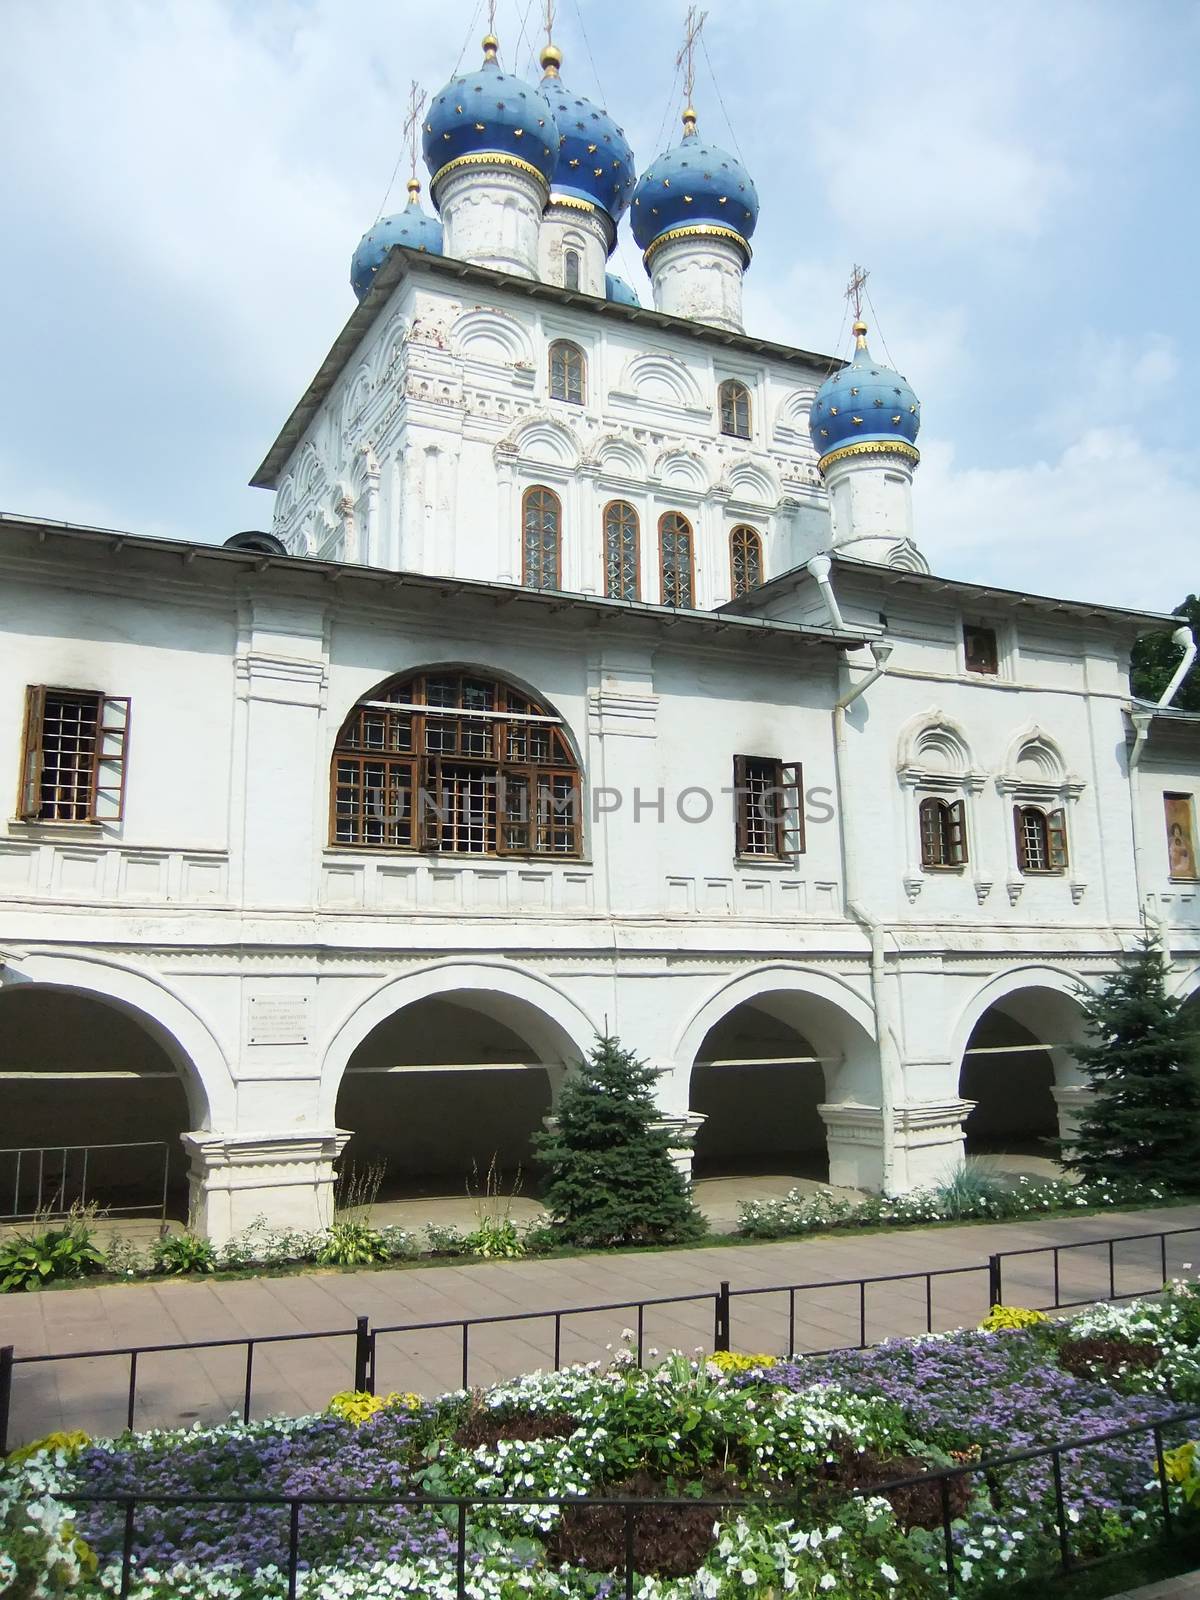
[353,1315,372,1393]
[987,1254,1002,1308]
[0,1345,12,1457]
[714,1281,731,1353]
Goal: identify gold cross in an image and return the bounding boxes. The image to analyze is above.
[675,5,708,106]
[403,81,427,183]
[845,263,869,322]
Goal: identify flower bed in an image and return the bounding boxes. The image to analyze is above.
[3,1283,1199,1598]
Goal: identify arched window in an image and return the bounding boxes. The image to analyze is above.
[331,670,581,857]
[522,486,561,591]
[603,500,640,601]
[719,379,752,439]
[563,249,581,291]
[549,339,585,404]
[1014,804,1068,873]
[659,511,694,608]
[729,525,762,597]
[919,797,968,867]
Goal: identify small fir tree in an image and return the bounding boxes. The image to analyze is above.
[533,1034,708,1247]
[1061,933,1200,1191]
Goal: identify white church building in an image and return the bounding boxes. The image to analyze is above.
[2,32,1198,1242]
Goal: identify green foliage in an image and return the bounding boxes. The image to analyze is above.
[930,1164,1008,1218]
[1130,594,1200,709]
[462,1217,526,1259]
[316,1219,389,1266]
[151,1231,216,1276]
[0,1218,106,1292]
[1062,933,1200,1190]
[532,1034,707,1248]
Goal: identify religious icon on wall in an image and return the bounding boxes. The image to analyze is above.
[1164,794,1198,879]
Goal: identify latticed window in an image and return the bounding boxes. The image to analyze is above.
[332,671,582,857]
[919,797,968,867]
[18,686,130,822]
[548,340,585,404]
[1014,804,1067,872]
[729,525,762,597]
[659,511,694,608]
[604,500,640,601]
[719,379,751,439]
[522,486,561,590]
[733,755,804,859]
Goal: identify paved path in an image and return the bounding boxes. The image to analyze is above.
[1115,1572,1200,1598]
[2,1205,1197,1447]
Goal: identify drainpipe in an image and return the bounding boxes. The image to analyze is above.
[806,554,846,632]
[831,638,901,1194]
[1157,625,1197,710]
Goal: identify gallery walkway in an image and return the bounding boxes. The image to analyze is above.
[2,1203,1197,1446]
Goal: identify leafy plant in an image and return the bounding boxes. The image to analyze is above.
[0,1218,106,1292]
[316,1219,389,1266]
[980,1304,1049,1332]
[462,1216,526,1259]
[1061,932,1200,1191]
[463,1154,526,1257]
[151,1230,216,1276]
[533,1033,707,1248]
[931,1163,1007,1218]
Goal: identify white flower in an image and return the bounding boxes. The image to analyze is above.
[879,1561,899,1583]
[741,1568,758,1584]
[819,1576,837,1592]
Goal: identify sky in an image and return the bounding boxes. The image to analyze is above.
[1,0,1197,611]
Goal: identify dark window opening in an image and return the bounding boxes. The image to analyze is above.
[19,686,130,823]
[964,624,999,675]
[733,755,805,859]
[1014,804,1068,873]
[919,796,968,867]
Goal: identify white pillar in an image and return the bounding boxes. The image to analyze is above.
[184,1130,349,1245]
[436,164,547,280]
[648,232,745,333]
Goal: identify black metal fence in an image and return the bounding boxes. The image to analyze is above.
[60,1406,1200,1600]
[1,1221,1196,1455]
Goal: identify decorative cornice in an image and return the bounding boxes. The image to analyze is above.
[642,223,752,269]
[818,439,921,474]
[432,152,550,198]
[548,192,597,214]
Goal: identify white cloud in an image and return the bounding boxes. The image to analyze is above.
[917,426,1200,611]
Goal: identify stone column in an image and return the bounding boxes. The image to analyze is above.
[183,1129,350,1246]
[648,232,746,333]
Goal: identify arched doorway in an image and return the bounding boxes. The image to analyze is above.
[690,1002,830,1182]
[956,982,1088,1176]
[0,987,193,1220]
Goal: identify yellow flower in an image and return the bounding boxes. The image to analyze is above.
[6,1428,92,1464]
[707,1351,777,1374]
[326,1390,424,1424]
[979,1305,1048,1332]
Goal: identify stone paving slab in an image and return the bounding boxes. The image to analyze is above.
[2,1205,1197,1446]
[1111,1571,1200,1598]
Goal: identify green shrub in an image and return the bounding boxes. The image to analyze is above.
[462,1217,526,1259]
[931,1164,1008,1218]
[316,1220,388,1267]
[0,1220,106,1292]
[151,1231,217,1276]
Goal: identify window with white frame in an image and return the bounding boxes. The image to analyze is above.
[998,728,1084,900]
[896,713,983,900]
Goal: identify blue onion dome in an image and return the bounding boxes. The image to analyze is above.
[605,271,640,307]
[539,44,635,227]
[808,320,921,469]
[422,34,558,201]
[350,180,443,301]
[630,108,758,264]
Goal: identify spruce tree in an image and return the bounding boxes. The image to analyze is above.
[1061,933,1200,1191]
[533,1034,708,1247]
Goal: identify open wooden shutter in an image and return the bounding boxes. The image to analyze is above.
[18,685,46,820]
[1047,807,1069,869]
[781,761,805,858]
[92,696,130,821]
[948,799,968,865]
[733,755,749,855]
[1013,805,1029,871]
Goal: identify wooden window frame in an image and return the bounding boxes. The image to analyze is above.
[522,484,562,591]
[18,685,130,824]
[729,524,763,598]
[733,754,805,861]
[330,671,582,859]
[548,339,585,405]
[718,379,752,439]
[1014,803,1068,873]
[603,499,640,601]
[963,623,1000,676]
[918,795,968,868]
[658,511,695,609]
